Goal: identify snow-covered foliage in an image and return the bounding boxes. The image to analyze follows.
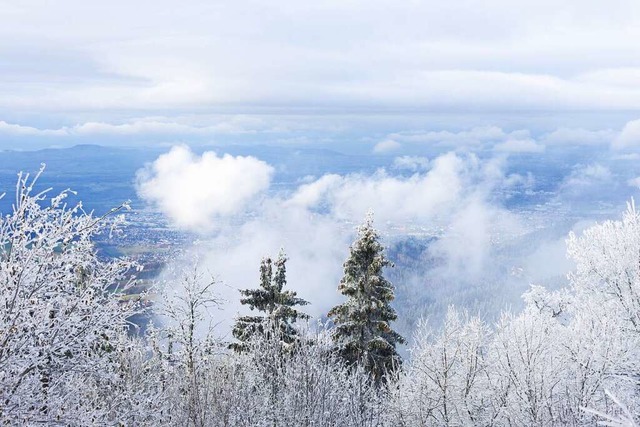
[386,202,640,427]
[150,265,222,426]
[388,308,492,425]
[0,168,147,424]
[3,169,640,426]
[329,213,406,383]
[231,250,309,353]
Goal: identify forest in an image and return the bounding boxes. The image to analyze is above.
[1,169,639,427]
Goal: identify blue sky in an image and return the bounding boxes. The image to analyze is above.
[2,0,640,151]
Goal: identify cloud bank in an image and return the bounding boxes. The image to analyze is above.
[137,146,533,335]
[2,118,639,156]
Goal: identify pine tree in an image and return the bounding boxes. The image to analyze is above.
[231,250,309,352]
[328,213,406,383]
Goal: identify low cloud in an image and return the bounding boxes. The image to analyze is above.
[556,163,617,205]
[73,119,258,136]
[541,127,615,146]
[563,163,612,187]
[627,176,640,188]
[136,145,273,231]
[0,116,277,138]
[392,156,430,172]
[194,205,350,332]
[386,126,546,153]
[140,147,530,336]
[388,126,507,148]
[612,118,640,151]
[430,197,508,280]
[494,138,545,153]
[373,139,401,153]
[287,152,469,223]
[0,120,67,136]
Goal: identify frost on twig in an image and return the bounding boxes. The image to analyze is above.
[0,167,145,424]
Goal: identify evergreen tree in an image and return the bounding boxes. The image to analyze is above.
[231,250,309,352]
[328,213,406,383]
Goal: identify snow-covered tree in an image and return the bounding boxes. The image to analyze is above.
[389,308,492,426]
[567,199,640,335]
[230,320,386,427]
[231,249,309,352]
[564,200,640,424]
[489,306,565,426]
[328,213,405,383]
[150,264,222,427]
[0,167,146,424]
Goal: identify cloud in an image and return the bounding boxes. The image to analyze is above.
[386,126,546,152]
[0,120,67,136]
[388,126,507,147]
[541,127,615,146]
[429,197,491,278]
[286,152,469,222]
[493,138,545,153]
[73,119,259,136]
[392,156,430,172]
[557,163,615,203]
[287,174,343,208]
[0,117,276,138]
[569,163,612,183]
[3,1,640,116]
[627,176,640,188]
[193,204,350,332]
[373,139,401,153]
[612,118,640,151]
[136,145,273,231]
[140,146,528,336]
[0,118,636,157]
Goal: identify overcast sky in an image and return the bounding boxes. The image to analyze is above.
[2,0,640,148]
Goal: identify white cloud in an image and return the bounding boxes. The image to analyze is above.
[627,177,640,188]
[373,139,401,153]
[0,117,276,138]
[612,118,640,151]
[73,120,250,136]
[0,121,66,136]
[560,163,612,192]
[541,127,615,146]
[429,196,522,280]
[287,152,468,222]
[193,204,350,332]
[574,163,612,181]
[392,156,430,172]
[389,126,506,147]
[136,145,273,231]
[575,68,640,88]
[493,138,545,153]
[0,118,636,157]
[2,1,640,115]
[387,126,545,152]
[140,147,526,335]
[287,174,343,208]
